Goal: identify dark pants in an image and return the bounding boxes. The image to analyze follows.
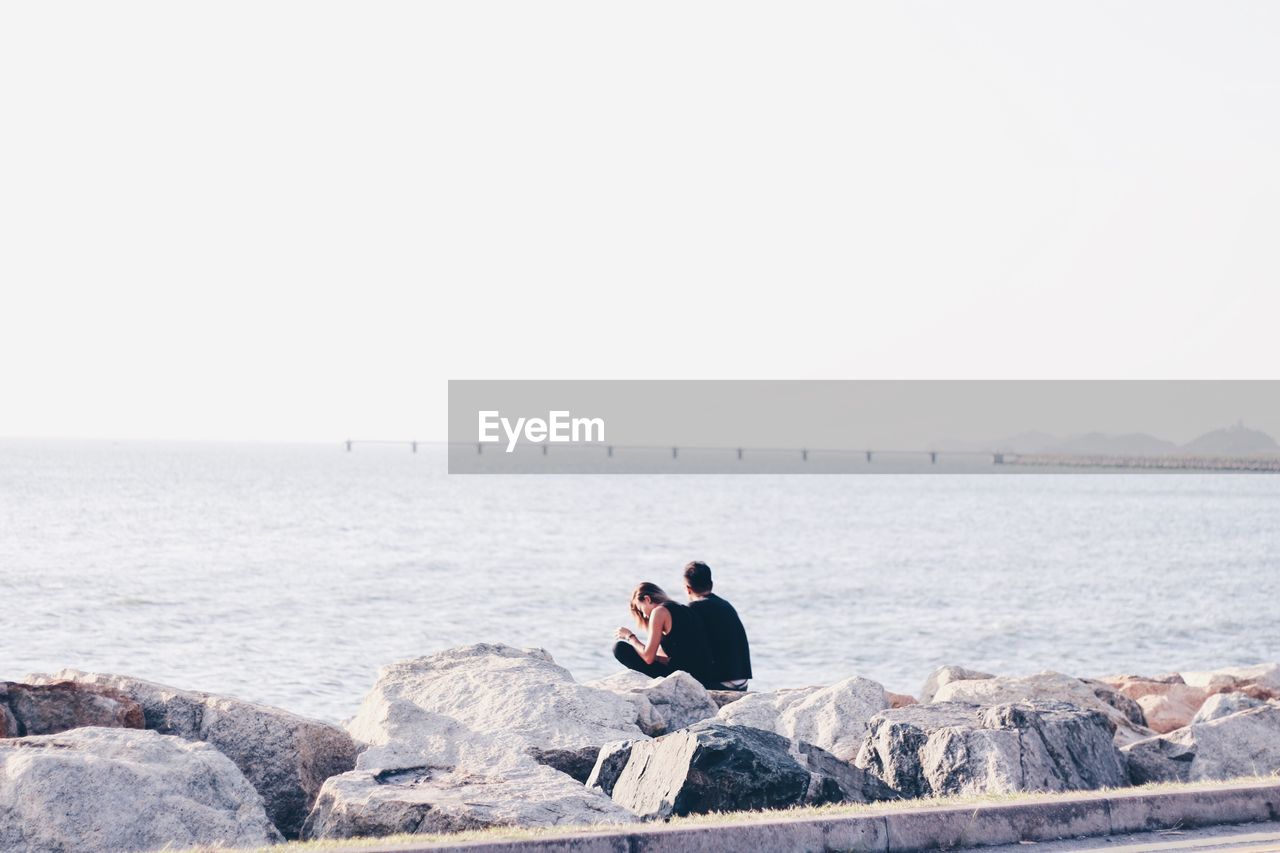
[612,641,720,689]
[612,641,678,679]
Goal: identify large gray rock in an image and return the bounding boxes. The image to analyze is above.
[714,676,889,761]
[585,739,634,797]
[0,727,282,852]
[586,670,719,736]
[1192,692,1267,724]
[305,761,629,839]
[0,681,143,737]
[919,665,994,703]
[348,644,645,781]
[26,669,357,839]
[853,701,1128,798]
[1122,703,1280,785]
[931,671,1152,745]
[608,721,899,820]
[304,703,633,838]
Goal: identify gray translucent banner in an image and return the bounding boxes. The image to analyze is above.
[447,380,1280,474]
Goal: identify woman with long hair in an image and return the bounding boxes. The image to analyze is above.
[613,581,717,687]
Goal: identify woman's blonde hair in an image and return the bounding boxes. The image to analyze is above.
[629,582,671,629]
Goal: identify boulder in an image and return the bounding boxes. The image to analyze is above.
[1082,679,1148,728]
[304,704,633,838]
[633,672,718,734]
[585,670,655,692]
[1122,703,1280,785]
[708,689,750,709]
[0,727,282,852]
[1180,663,1280,701]
[853,701,1128,798]
[585,740,634,797]
[887,692,919,708]
[305,761,630,839]
[586,670,719,736]
[1099,675,1207,734]
[931,671,1152,744]
[714,676,890,761]
[0,681,144,737]
[1192,692,1267,724]
[608,721,899,820]
[25,669,357,839]
[919,665,994,703]
[348,644,644,782]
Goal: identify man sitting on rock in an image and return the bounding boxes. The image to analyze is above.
[683,561,753,692]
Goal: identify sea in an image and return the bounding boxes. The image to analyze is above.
[2,440,1277,723]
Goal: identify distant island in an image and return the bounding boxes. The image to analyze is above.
[946,422,1280,458]
[1182,423,1280,455]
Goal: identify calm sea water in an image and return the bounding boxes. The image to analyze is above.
[2,441,1277,722]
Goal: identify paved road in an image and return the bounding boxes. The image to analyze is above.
[979,821,1280,852]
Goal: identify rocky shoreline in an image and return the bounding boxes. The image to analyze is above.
[2,646,1279,852]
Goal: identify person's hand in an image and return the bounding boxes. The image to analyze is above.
[614,627,635,641]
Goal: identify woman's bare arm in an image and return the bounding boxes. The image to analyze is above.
[638,606,670,665]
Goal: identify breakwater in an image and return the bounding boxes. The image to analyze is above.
[4,648,1280,852]
[1008,453,1280,472]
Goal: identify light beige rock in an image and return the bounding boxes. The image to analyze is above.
[1123,703,1280,784]
[931,671,1153,745]
[854,701,1128,798]
[1180,663,1280,701]
[305,695,633,838]
[714,676,889,761]
[919,665,994,703]
[0,727,282,853]
[347,644,645,782]
[585,670,718,736]
[1192,692,1268,724]
[25,669,356,839]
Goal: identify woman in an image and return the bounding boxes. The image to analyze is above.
[613,581,717,687]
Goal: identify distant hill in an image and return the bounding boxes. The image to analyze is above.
[941,425,1279,457]
[950,431,1178,456]
[1048,432,1178,456]
[1182,423,1280,456]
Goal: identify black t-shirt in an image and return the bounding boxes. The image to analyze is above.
[688,593,753,683]
[658,600,716,686]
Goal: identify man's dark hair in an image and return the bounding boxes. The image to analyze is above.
[683,561,713,594]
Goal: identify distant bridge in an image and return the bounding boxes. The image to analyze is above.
[342,440,1280,471]
[342,439,1011,464]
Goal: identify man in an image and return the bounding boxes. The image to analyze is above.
[683,561,752,691]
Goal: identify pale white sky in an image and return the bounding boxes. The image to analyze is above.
[2,2,1277,442]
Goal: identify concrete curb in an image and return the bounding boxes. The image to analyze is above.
[329,780,1280,852]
